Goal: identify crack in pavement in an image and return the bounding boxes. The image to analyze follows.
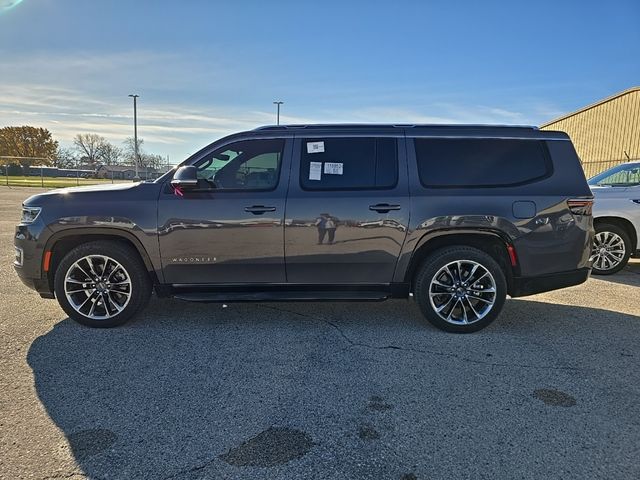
[160,457,216,480]
[138,302,590,480]
[258,304,586,372]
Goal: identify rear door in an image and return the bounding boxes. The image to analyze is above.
[284,132,410,284]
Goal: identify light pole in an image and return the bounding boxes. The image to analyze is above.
[273,101,283,125]
[129,94,140,180]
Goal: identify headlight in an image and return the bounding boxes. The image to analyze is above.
[21,206,42,224]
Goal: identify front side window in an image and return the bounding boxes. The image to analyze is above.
[299,137,398,190]
[195,139,284,190]
[415,138,551,188]
[588,163,640,186]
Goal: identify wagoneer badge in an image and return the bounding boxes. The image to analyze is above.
[170,256,216,263]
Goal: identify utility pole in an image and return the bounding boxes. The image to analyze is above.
[273,101,283,125]
[129,94,140,180]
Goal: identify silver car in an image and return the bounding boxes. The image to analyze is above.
[589,161,640,274]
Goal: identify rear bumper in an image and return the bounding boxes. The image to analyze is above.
[510,267,590,297]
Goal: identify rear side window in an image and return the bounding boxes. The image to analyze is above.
[300,137,398,190]
[414,138,551,188]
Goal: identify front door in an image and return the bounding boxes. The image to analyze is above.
[158,137,291,284]
[284,134,410,284]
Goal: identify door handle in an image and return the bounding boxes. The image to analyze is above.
[244,205,276,215]
[369,203,401,213]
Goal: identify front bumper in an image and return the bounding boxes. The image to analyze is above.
[14,221,55,299]
[14,268,55,298]
[510,267,591,297]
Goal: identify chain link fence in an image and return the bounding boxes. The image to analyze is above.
[0,156,117,188]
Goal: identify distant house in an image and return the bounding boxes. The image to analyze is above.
[96,165,140,180]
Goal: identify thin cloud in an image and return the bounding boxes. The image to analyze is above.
[0,50,559,160]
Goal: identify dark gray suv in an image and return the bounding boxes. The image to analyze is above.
[14,124,594,332]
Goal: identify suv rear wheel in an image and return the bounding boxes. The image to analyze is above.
[414,246,507,333]
[590,223,632,275]
[54,241,152,327]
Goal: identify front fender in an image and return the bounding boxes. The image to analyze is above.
[43,226,161,277]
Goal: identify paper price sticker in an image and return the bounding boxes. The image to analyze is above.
[309,162,322,180]
[323,162,343,175]
[307,141,325,154]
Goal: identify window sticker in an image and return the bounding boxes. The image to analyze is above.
[307,141,325,154]
[309,161,322,180]
[324,162,343,175]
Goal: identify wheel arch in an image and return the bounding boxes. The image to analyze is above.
[594,216,638,252]
[404,229,517,294]
[44,228,158,292]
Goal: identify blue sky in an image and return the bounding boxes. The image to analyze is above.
[0,0,638,163]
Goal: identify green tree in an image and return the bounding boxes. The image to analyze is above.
[0,126,58,169]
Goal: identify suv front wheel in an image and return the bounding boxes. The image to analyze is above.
[54,241,152,327]
[414,246,507,333]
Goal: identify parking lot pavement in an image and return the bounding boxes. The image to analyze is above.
[1,186,639,480]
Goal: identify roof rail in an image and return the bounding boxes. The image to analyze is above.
[253,123,538,131]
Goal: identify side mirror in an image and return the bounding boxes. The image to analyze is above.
[171,165,198,189]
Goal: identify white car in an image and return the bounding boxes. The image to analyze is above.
[589,161,640,274]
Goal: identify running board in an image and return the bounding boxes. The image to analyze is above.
[173,290,390,303]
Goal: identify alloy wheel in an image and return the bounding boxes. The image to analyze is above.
[63,255,132,320]
[428,260,497,325]
[590,231,626,272]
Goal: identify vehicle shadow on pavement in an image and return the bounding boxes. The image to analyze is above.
[27,298,640,479]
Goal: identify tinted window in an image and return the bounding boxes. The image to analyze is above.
[414,138,550,188]
[195,139,283,190]
[588,162,640,186]
[300,137,397,190]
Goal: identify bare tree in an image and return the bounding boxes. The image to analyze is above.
[122,136,165,172]
[73,134,107,168]
[140,153,164,170]
[101,143,122,165]
[53,147,78,169]
[122,136,144,166]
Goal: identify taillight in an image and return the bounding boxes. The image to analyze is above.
[567,198,593,215]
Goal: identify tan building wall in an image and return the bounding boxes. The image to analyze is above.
[540,87,640,178]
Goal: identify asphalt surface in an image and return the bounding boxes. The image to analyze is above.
[1,186,639,480]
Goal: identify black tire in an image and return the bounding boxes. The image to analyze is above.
[414,246,507,333]
[591,223,632,275]
[54,241,152,328]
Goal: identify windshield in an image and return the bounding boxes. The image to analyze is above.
[588,162,640,186]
